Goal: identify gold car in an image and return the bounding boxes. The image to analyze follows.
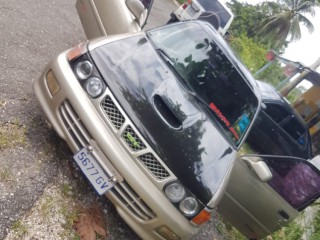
[33,21,261,239]
[76,0,153,39]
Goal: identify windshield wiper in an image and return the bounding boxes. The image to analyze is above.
[155,48,211,108]
[155,48,175,65]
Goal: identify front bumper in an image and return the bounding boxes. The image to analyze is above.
[33,51,202,239]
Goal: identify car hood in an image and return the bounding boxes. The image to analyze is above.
[89,35,236,206]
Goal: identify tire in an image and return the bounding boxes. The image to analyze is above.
[198,12,220,30]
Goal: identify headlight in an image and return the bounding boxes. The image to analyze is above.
[179,197,198,217]
[164,182,185,203]
[75,60,93,80]
[85,77,103,98]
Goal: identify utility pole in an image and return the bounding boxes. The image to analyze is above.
[280,57,320,96]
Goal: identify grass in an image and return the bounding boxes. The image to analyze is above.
[59,202,81,240]
[61,205,80,230]
[61,183,74,197]
[11,220,28,238]
[0,121,27,149]
[0,167,12,182]
[39,196,55,220]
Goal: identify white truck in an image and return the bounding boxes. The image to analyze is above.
[168,0,234,35]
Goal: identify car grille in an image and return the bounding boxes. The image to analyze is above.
[122,125,146,151]
[59,100,155,221]
[138,153,170,180]
[100,94,171,181]
[101,95,125,130]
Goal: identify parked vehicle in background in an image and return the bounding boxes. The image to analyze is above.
[76,0,154,39]
[168,0,234,35]
[218,154,320,239]
[294,85,320,155]
[33,21,261,239]
[245,81,313,159]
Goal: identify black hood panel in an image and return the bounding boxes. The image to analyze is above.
[90,36,236,204]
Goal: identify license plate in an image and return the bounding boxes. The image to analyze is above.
[73,148,113,195]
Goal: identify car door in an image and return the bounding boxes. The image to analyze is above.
[76,0,154,39]
[263,102,312,158]
[246,99,313,159]
[217,155,320,239]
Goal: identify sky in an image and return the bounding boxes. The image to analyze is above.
[223,0,320,69]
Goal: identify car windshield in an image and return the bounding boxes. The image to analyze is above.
[147,22,258,146]
[197,0,231,27]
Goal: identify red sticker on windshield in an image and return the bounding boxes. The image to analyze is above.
[209,102,239,140]
[209,103,230,127]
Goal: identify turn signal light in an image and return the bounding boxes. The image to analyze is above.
[67,42,88,61]
[46,70,60,97]
[191,209,211,225]
[155,226,180,240]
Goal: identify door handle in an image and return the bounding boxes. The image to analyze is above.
[278,210,289,221]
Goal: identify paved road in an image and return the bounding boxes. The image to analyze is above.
[0,0,174,239]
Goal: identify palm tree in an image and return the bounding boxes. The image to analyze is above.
[258,0,319,47]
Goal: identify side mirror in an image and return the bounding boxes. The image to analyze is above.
[242,156,273,182]
[126,0,147,27]
[261,102,267,110]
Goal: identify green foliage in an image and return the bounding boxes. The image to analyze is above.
[226,0,303,87]
[227,0,284,50]
[266,221,303,240]
[12,220,28,238]
[213,215,247,240]
[310,206,320,240]
[229,34,267,73]
[256,62,285,87]
[227,0,267,39]
[256,0,319,48]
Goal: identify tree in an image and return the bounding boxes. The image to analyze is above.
[227,0,267,38]
[226,1,286,86]
[229,34,267,72]
[258,0,319,48]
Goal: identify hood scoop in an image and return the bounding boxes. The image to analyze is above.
[153,94,183,130]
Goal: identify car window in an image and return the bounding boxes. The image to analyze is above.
[264,103,306,146]
[282,117,306,145]
[264,103,289,124]
[264,157,320,211]
[197,0,232,28]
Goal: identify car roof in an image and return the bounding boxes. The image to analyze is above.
[256,80,283,102]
